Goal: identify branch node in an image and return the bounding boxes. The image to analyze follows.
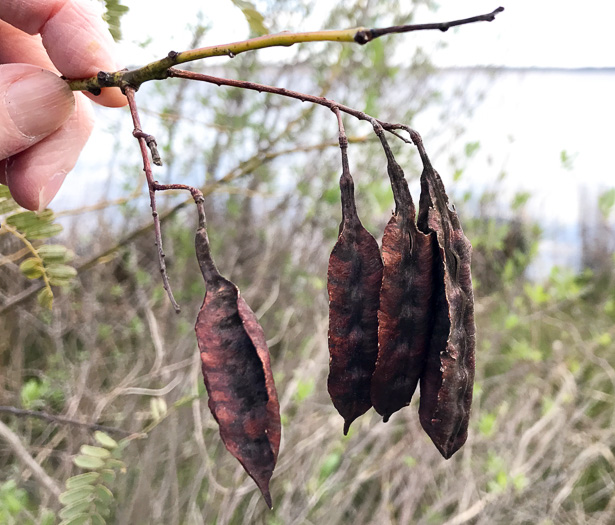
[133,130,163,166]
[126,88,180,313]
[97,71,114,87]
[354,30,372,45]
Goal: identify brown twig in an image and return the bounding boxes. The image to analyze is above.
[0,138,367,315]
[66,7,504,93]
[354,7,505,44]
[125,87,180,312]
[168,69,416,143]
[0,406,133,436]
[0,420,62,498]
[331,106,347,147]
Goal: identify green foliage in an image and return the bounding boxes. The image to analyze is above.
[293,377,315,402]
[0,187,19,215]
[318,451,342,482]
[20,378,50,409]
[58,432,125,525]
[101,0,129,42]
[0,188,76,309]
[229,0,269,36]
[0,480,29,522]
[1,2,613,523]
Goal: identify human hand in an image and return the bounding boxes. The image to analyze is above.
[0,0,127,211]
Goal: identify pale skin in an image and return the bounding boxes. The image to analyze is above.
[0,0,127,211]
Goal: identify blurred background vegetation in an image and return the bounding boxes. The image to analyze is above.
[1,1,615,524]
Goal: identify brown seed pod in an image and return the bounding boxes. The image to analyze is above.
[414,133,475,459]
[327,127,383,435]
[370,126,435,422]
[194,203,280,508]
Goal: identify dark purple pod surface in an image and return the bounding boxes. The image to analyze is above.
[415,137,475,460]
[327,134,383,435]
[195,221,280,508]
[370,128,435,422]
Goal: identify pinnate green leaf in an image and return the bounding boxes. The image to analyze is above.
[19,258,44,279]
[38,244,73,263]
[90,513,106,525]
[74,455,105,470]
[26,223,63,240]
[80,445,111,459]
[99,469,116,485]
[94,431,118,449]
[94,498,111,518]
[47,263,78,285]
[59,499,92,520]
[0,196,19,215]
[59,486,94,505]
[66,472,100,489]
[95,484,114,505]
[104,458,126,471]
[37,287,54,310]
[58,514,89,525]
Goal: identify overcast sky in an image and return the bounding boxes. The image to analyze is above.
[56,1,612,276]
[116,1,615,69]
[418,1,615,68]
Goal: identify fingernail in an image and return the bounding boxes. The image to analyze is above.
[6,71,74,138]
[38,170,68,211]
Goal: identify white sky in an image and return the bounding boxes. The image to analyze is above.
[116,1,615,69]
[418,1,615,68]
[58,1,614,275]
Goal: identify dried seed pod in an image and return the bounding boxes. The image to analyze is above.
[327,130,383,435]
[370,127,435,422]
[194,203,280,508]
[415,134,475,459]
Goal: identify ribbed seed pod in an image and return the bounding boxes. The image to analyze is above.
[194,209,280,508]
[370,127,435,422]
[415,137,476,460]
[327,131,383,435]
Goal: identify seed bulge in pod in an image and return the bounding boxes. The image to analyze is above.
[327,133,383,435]
[370,127,435,423]
[414,133,475,460]
[195,214,280,508]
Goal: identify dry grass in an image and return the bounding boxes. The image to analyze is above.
[2,198,615,524]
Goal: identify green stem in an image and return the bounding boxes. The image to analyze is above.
[65,7,503,93]
[67,28,360,93]
[2,223,53,297]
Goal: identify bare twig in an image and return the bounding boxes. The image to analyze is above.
[167,68,416,143]
[0,406,132,436]
[331,106,347,147]
[0,420,62,498]
[0,138,365,315]
[66,7,504,93]
[125,88,180,313]
[354,7,505,43]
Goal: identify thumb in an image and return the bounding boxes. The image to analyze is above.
[0,64,74,160]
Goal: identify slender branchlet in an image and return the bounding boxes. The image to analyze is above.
[66,8,503,94]
[125,88,181,312]
[85,7,502,313]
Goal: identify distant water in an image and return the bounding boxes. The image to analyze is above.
[54,67,615,279]
[411,67,615,278]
